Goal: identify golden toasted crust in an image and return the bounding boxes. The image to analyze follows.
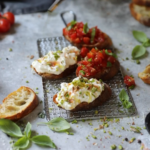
[132,0,150,6]
[0,86,39,121]
[53,84,111,111]
[138,64,150,84]
[32,64,77,79]
[63,32,113,49]
[76,60,120,81]
[130,3,150,27]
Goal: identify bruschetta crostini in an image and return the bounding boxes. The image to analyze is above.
[31,46,80,79]
[76,47,120,80]
[53,77,111,111]
[63,21,112,49]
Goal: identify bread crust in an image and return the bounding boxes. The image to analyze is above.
[32,64,77,79]
[130,3,150,27]
[63,32,113,49]
[138,64,150,84]
[0,86,39,121]
[53,84,111,111]
[76,60,120,81]
[132,0,150,6]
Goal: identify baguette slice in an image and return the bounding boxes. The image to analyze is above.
[32,64,77,79]
[63,32,112,49]
[132,0,150,7]
[130,2,150,27]
[53,84,111,112]
[138,64,150,84]
[0,86,39,121]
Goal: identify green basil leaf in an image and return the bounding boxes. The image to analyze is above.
[91,28,96,43]
[83,23,89,34]
[79,70,85,75]
[67,20,76,30]
[142,39,150,47]
[105,50,117,58]
[132,30,148,43]
[14,136,29,149]
[119,89,129,101]
[32,135,56,148]
[132,45,146,59]
[38,117,70,132]
[0,119,23,138]
[107,61,112,67]
[24,122,31,138]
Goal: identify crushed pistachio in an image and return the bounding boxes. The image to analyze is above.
[108,131,112,135]
[36,87,38,90]
[38,112,45,118]
[127,68,129,71]
[88,122,93,126]
[115,118,120,123]
[95,110,98,114]
[72,120,78,124]
[94,128,99,131]
[118,145,123,150]
[121,127,124,130]
[130,126,141,133]
[86,137,89,141]
[35,92,39,94]
[82,119,85,122]
[103,130,106,133]
[129,137,135,143]
[126,57,129,60]
[9,48,12,51]
[105,124,109,128]
[91,134,97,139]
[136,60,140,64]
[111,145,116,149]
[26,81,29,83]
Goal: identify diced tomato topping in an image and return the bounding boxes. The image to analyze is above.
[83,37,90,44]
[124,75,136,88]
[87,52,95,59]
[70,33,77,40]
[80,47,89,58]
[107,56,116,63]
[74,38,81,44]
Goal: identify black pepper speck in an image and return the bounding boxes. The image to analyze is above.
[6,58,9,60]
[138,139,141,144]
[125,138,128,141]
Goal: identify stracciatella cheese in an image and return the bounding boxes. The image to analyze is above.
[56,77,104,110]
[32,46,79,75]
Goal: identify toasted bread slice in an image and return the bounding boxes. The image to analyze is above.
[53,84,111,111]
[63,32,112,49]
[0,86,38,121]
[138,64,150,84]
[132,0,150,7]
[130,2,150,26]
[32,64,77,79]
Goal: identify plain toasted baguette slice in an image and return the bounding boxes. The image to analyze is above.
[130,2,150,26]
[53,84,111,111]
[132,0,150,7]
[0,86,39,121]
[138,64,150,84]
[63,32,113,49]
[32,64,77,79]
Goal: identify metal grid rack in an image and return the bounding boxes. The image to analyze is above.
[37,36,138,121]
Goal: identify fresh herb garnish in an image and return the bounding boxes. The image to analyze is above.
[83,23,89,34]
[79,70,85,75]
[92,87,97,93]
[38,112,45,118]
[37,117,70,132]
[132,45,146,59]
[105,50,117,58]
[53,52,60,60]
[119,89,132,109]
[132,30,148,43]
[143,39,150,47]
[14,136,29,149]
[67,20,77,30]
[107,61,112,67]
[91,28,96,43]
[72,120,78,124]
[88,58,92,62]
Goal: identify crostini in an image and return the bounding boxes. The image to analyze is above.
[76,47,120,80]
[63,21,112,49]
[132,0,150,7]
[53,77,111,111]
[0,86,38,121]
[138,64,150,84]
[31,46,80,79]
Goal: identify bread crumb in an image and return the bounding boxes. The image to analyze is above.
[30,55,34,59]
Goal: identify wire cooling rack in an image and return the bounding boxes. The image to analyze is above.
[37,36,138,121]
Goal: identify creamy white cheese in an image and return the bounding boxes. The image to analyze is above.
[56,77,104,110]
[32,46,79,75]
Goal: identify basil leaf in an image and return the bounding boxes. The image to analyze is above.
[143,39,150,47]
[24,122,31,138]
[14,136,29,149]
[83,23,89,34]
[0,119,23,138]
[105,50,117,58]
[119,89,129,101]
[132,30,148,43]
[132,45,146,59]
[119,89,132,109]
[67,20,76,30]
[38,117,70,132]
[107,61,112,67]
[32,135,56,148]
[91,28,96,43]
[80,70,85,75]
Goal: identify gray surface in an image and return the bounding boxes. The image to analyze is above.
[0,0,150,150]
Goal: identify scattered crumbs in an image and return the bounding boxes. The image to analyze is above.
[9,48,12,51]
[132,122,135,125]
[138,139,142,144]
[121,127,124,130]
[108,131,112,135]
[35,92,39,94]
[86,136,89,141]
[118,145,123,150]
[39,100,43,104]
[111,144,116,150]
[122,58,125,61]
[126,57,129,60]
[140,145,144,150]
[94,128,98,131]
[100,138,102,141]
[129,137,135,143]
[104,124,109,128]
[46,90,49,93]
[99,125,104,129]
[103,130,106,133]
[115,118,120,123]
[72,120,78,124]
[30,55,34,59]
[26,81,29,83]
[82,119,85,122]
[36,87,39,90]
[88,122,93,126]
[93,142,97,146]
[91,134,97,139]
[136,60,140,64]
[127,68,130,71]
[125,138,128,142]
[136,94,140,96]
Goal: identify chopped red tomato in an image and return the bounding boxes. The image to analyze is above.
[124,75,135,89]
[80,47,89,58]
[87,52,95,59]
[83,37,90,44]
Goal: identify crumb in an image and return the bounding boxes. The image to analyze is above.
[30,55,34,59]
[132,122,135,125]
